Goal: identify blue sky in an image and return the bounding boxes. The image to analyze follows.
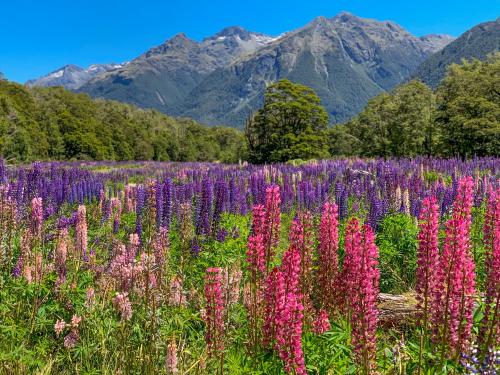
[1,0,498,83]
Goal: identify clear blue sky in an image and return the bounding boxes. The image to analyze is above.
[1,0,498,83]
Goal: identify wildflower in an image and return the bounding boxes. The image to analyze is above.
[54,319,66,337]
[204,267,225,355]
[166,339,179,374]
[75,205,88,258]
[30,197,43,239]
[317,202,339,314]
[415,197,440,329]
[113,292,133,321]
[263,185,281,271]
[312,310,331,335]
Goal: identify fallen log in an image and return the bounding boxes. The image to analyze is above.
[378,292,418,328]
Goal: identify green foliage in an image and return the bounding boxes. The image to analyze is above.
[436,54,500,157]
[376,214,419,293]
[343,81,437,157]
[0,81,247,163]
[336,55,499,158]
[245,80,330,164]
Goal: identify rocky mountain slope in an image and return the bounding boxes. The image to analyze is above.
[414,18,500,88]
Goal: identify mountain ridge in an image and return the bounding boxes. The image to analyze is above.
[27,13,457,127]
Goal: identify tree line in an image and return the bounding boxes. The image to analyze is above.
[0,80,247,163]
[246,54,500,163]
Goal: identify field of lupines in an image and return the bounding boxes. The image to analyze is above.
[0,158,499,374]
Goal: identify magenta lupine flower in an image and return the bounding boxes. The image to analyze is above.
[63,330,79,348]
[263,267,284,348]
[30,197,43,239]
[433,216,476,358]
[251,204,265,237]
[416,197,440,330]
[312,309,331,335]
[275,292,306,375]
[204,267,225,355]
[166,339,179,374]
[479,188,500,353]
[75,205,88,259]
[317,202,339,314]
[339,218,362,313]
[431,177,476,358]
[113,292,133,321]
[54,228,69,286]
[246,234,266,280]
[280,237,301,297]
[263,185,281,271]
[346,222,380,372]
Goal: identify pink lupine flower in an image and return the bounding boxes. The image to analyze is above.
[75,205,88,258]
[70,314,82,328]
[223,267,242,305]
[168,276,187,307]
[415,197,440,330]
[263,185,281,271]
[312,309,331,335]
[204,267,225,355]
[317,202,339,314]
[110,197,122,233]
[54,319,66,337]
[30,197,43,240]
[345,221,379,372]
[152,227,169,281]
[85,287,95,308]
[113,292,133,321]
[54,228,69,286]
[166,339,179,374]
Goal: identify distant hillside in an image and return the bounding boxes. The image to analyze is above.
[0,81,246,163]
[414,17,500,88]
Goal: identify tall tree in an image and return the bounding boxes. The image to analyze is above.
[436,53,500,157]
[245,79,330,164]
[345,80,436,157]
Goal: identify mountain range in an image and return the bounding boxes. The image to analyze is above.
[27,63,127,90]
[413,17,500,88]
[28,12,490,127]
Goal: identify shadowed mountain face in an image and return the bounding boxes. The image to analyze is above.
[30,12,454,127]
[414,18,500,88]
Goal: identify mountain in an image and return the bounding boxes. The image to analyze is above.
[177,13,452,126]
[414,18,500,88]
[26,63,126,90]
[71,13,452,127]
[78,27,277,113]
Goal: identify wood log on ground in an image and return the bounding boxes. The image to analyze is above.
[378,292,418,328]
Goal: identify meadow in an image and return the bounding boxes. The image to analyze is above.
[0,158,498,374]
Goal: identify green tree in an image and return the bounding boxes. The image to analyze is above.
[345,80,436,157]
[436,54,500,157]
[245,79,330,163]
